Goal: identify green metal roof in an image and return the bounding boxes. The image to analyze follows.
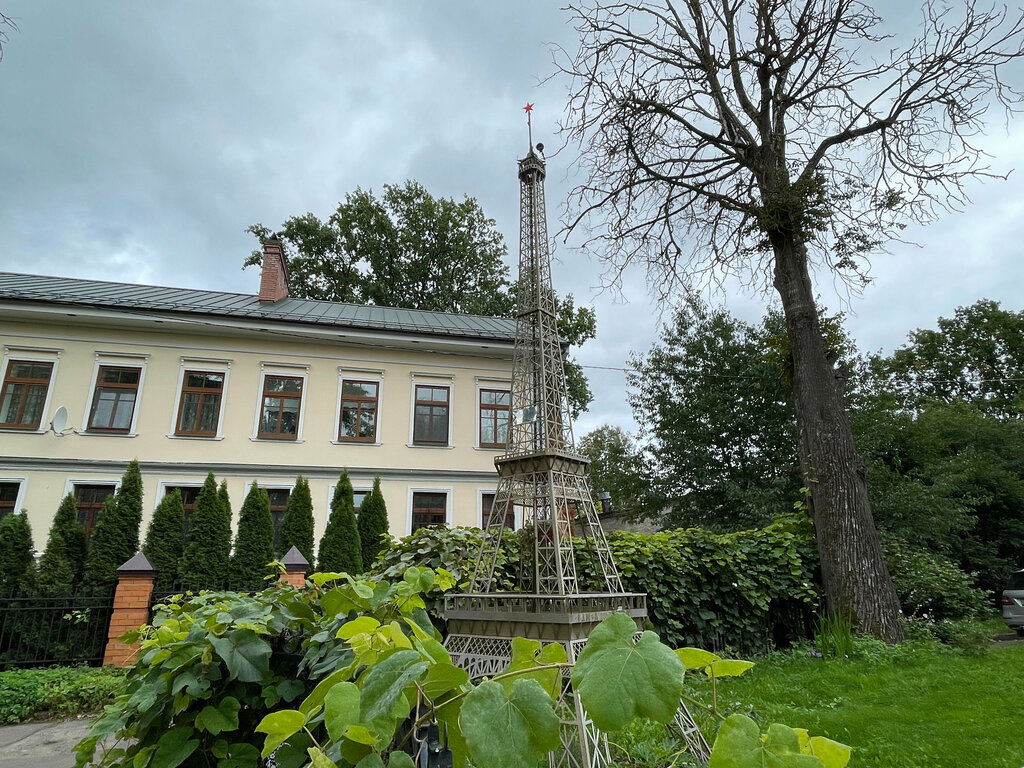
[0,272,516,343]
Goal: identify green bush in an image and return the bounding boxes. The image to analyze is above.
[356,475,389,570]
[317,470,362,573]
[143,490,185,594]
[882,536,989,621]
[231,484,275,584]
[83,460,144,587]
[179,473,231,585]
[0,666,125,724]
[42,494,87,587]
[0,511,35,593]
[280,476,314,562]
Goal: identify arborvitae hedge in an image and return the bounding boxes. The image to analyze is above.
[35,494,87,594]
[318,470,362,573]
[144,490,185,594]
[280,476,314,562]
[231,484,275,585]
[83,460,144,587]
[217,480,231,524]
[0,511,35,593]
[179,474,231,586]
[357,476,389,571]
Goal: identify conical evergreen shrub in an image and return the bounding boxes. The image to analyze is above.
[318,470,362,573]
[83,459,144,587]
[280,476,314,562]
[0,511,35,593]
[179,474,231,586]
[218,480,231,521]
[143,490,185,593]
[357,476,389,571]
[231,484,274,585]
[35,494,86,594]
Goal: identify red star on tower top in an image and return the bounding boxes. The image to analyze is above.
[523,103,533,113]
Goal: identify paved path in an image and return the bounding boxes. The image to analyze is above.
[0,719,93,768]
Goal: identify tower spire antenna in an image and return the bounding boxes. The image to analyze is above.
[524,102,534,153]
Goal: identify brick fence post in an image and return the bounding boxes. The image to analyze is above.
[103,552,157,668]
[280,546,309,588]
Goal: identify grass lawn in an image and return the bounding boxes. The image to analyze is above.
[714,639,1024,768]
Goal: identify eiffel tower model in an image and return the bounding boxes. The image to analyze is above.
[443,110,709,768]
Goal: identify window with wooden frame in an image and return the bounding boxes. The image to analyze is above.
[481,492,515,530]
[266,488,291,552]
[479,389,510,448]
[164,485,202,537]
[258,375,303,439]
[0,361,54,430]
[339,380,379,442]
[175,371,224,436]
[353,490,369,513]
[411,491,447,533]
[73,483,116,540]
[413,385,450,445]
[0,482,20,522]
[88,366,141,431]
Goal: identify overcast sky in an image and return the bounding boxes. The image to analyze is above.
[1,2,1022,436]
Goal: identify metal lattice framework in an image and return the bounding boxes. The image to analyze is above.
[442,138,710,768]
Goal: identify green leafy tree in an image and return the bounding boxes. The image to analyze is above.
[231,484,275,585]
[878,299,1024,418]
[280,476,314,562]
[35,494,87,594]
[577,425,646,516]
[83,460,144,587]
[357,476,389,571]
[317,471,363,573]
[247,183,597,416]
[179,474,231,586]
[561,0,1024,639]
[0,511,34,593]
[143,490,185,593]
[218,480,231,524]
[629,297,801,530]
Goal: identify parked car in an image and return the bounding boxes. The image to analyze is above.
[1003,569,1024,635]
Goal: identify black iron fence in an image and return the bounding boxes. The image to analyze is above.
[0,588,116,668]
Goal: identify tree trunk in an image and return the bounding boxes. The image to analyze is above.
[772,232,905,642]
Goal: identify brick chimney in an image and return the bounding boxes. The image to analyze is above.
[258,235,290,303]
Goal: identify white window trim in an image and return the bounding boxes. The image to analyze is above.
[0,346,63,434]
[477,488,521,530]
[80,353,149,436]
[63,477,122,505]
[333,367,385,446]
[406,486,453,536]
[474,378,511,451]
[0,476,29,516]
[408,373,455,449]
[250,363,310,443]
[155,480,205,509]
[166,357,232,440]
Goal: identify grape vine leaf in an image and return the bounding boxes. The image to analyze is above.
[308,746,340,768]
[209,629,272,683]
[571,612,683,730]
[709,715,824,768]
[501,638,567,698]
[708,660,755,678]
[325,681,361,741]
[461,679,560,768]
[360,649,429,724]
[198,696,240,735]
[151,726,199,768]
[795,730,852,768]
[255,710,307,759]
[676,648,718,670]
[420,662,469,699]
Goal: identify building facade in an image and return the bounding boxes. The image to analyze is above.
[0,242,515,553]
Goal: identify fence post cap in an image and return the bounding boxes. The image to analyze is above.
[281,546,309,573]
[117,551,157,576]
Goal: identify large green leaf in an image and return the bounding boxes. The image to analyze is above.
[360,649,429,724]
[709,715,823,768]
[301,663,356,716]
[325,681,361,741]
[461,679,560,768]
[500,637,566,698]
[255,710,307,759]
[420,662,469,700]
[198,696,240,735]
[209,629,272,682]
[708,659,755,678]
[308,746,340,768]
[220,743,260,768]
[571,613,683,730]
[150,727,199,768]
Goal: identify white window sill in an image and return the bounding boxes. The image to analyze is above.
[249,437,304,444]
[81,431,138,438]
[331,440,383,446]
[474,445,507,452]
[405,443,455,450]
[0,427,46,434]
[166,433,225,441]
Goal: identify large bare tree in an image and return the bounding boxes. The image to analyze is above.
[559,0,1024,641]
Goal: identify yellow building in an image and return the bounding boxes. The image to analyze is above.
[0,240,515,554]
